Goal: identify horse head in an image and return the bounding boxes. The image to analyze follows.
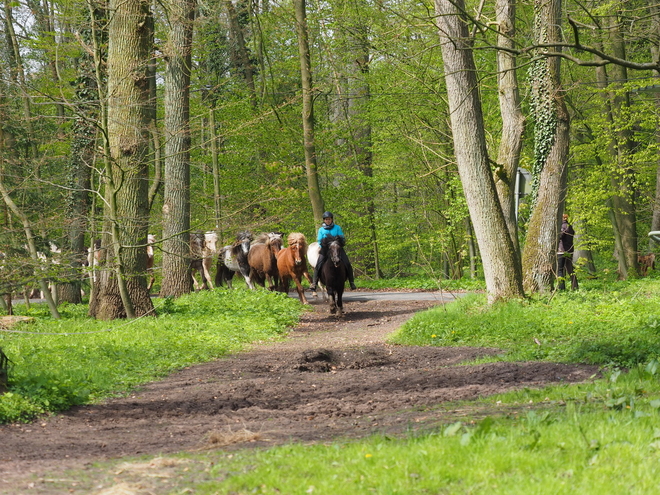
[267,232,283,255]
[235,231,253,256]
[287,233,307,265]
[322,235,344,267]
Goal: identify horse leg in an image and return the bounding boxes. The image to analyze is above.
[327,287,336,314]
[202,261,214,290]
[336,288,344,317]
[294,276,308,304]
[225,270,235,289]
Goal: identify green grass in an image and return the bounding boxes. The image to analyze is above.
[390,279,660,367]
[363,274,486,292]
[0,289,303,423]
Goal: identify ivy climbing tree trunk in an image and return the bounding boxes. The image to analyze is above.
[160,0,195,298]
[294,0,324,225]
[521,0,569,294]
[435,0,524,303]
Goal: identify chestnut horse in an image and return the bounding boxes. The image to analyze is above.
[277,233,313,304]
[216,231,254,289]
[248,232,283,289]
[319,235,347,316]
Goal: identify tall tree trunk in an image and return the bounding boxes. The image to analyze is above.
[294,0,324,224]
[91,0,155,319]
[495,0,524,256]
[521,0,569,293]
[605,15,639,278]
[435,0,524,303]
[160,0,195,298]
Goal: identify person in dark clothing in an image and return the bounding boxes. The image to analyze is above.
[309,211,357,291]
[557,213,578,290]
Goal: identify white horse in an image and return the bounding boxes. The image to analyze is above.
[306,241,327,300]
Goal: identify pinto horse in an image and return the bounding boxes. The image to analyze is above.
[319,235,347,316]
[248,232,283,290]
[216,231,254,289]
[190,231,218,290]
[277,233,313,304]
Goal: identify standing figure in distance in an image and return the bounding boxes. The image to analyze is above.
[557,213,578,290]
[309,211,356,291]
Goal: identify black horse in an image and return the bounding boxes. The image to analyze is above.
[319,235,347,316]
[216,231,254,289]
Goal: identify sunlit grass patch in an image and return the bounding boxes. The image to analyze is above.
[391,280,660,368]
[0,289,303,422]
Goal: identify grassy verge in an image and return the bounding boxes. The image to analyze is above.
[0,289,303,423]
[390,278,660,367]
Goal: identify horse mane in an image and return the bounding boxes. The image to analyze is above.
[321,235,344,249]
[253,232,283,246]
[234,230,252,245]
[287,232,307,250]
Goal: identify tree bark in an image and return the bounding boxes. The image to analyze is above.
[160,0,195,298]
[435,0,524,303]
[91,0,155,319]
[495,0,524,257]
[294,0,325,224]
[521,0,569,293]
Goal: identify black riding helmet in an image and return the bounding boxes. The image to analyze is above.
[323,211,334,219]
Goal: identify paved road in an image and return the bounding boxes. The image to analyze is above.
[12,290,463,306]
[296,289,463,304]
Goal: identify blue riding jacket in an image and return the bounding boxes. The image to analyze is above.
[317,223,345,243]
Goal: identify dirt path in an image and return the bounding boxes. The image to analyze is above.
[0,294,598,493]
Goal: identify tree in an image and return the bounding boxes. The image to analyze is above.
[521,0,570,294]
[294,0,325,224]
[494,0,524,256]
[435,0,524,303]
[90,0,155,319]
[160,0,196,297]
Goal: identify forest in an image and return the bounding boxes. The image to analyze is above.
[1,0,659,318]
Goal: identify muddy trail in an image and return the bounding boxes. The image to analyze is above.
[0,294,598,492]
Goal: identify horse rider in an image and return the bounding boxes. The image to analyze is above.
[309,211,357,291]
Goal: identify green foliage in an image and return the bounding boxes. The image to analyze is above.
[0,290,302,423]
[392,279,660,368]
